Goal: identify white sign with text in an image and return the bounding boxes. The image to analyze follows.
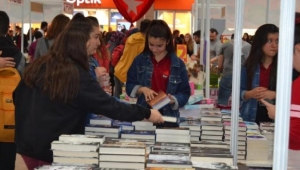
[66,0,101,6]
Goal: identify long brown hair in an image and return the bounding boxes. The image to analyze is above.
[24,13,98,102]
[244,24,279,90]
[45,14,70,40]
[184,33,194,52]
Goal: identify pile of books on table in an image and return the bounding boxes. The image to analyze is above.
[260,122,275,160]
[244,121,269,161]
[99,138,147,169]
[147,142,193,169]
[51,134,105,167]
[200,108,224,142]
[179,109,201,142]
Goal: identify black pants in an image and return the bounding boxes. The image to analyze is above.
[113,76,124,99]
[0,142,16,170]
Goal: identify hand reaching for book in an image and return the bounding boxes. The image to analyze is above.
[139,87,158,101]
[148,109,164,124]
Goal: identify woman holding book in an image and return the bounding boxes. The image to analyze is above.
[13,14,163,169]
[240,24,279,124]
[126,20,191,127]
[261,13,300,169]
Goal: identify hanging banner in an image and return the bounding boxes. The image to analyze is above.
[63,1,74,15]
[176,44,188,64]
[113,0,154,26]
[8,0,23,5]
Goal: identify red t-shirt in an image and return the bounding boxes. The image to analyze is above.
[259,64,272,88]
[290,76,300,150]
[151,55,171,93]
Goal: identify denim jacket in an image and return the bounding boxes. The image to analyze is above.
[240,65,260,122]
[126,52,191,122]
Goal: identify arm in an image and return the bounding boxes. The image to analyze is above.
[34,39,42,59]
[78,71,162,123]
[240,66,249,101]
[217,55,224,72]
[126,57,145,98]
[170,60,191,110]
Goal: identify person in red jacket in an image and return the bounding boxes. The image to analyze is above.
[261,12,300,168]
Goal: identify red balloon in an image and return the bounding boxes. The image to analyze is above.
[113,0,154,25]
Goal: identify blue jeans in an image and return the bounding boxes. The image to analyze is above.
[218,75,232,105]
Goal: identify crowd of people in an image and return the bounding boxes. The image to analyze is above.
[0,9,299,170]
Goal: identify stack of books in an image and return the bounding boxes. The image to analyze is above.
[85,124,121,138]
[200,108,224,142]
[89,115,112,126]
[191,140,229,149]
[260,122,275,160]
[105,137,155,155]
[99,139,146,169]
[193,162,238,169]
[155,127,190,144]
[223,121,247,160]
[121,130,156,141]
[190,146,233,165]
[246,134,269,161]
[132,121,156,131]
[179,110,201,142]
[149,142,190,162]
[34,165,97,170]
[51,134,104,166]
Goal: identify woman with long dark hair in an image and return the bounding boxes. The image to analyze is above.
[240,24,279,124]
[13,13,163,169]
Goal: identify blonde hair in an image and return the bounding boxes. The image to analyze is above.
[184,33,194,52]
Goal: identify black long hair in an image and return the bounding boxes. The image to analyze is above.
[244,24,279,90]
[143,20,175,55]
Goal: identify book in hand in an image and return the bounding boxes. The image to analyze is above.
[162,116,177,123]
[147,91,171,110]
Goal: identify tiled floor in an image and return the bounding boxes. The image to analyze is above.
[15,154,27,170]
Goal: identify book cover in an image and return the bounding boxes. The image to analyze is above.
[105,137,155,145]
[201,111,222,117]
[147,91,171,110]
[59,134,105,144]
[121,130,155,135]
[102,140,145,147]
[201,121,223,126]
[154,142,190,148]
[146,159,193,166]
[162,116,177,123]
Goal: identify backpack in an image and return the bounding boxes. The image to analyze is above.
[0,67,21,142]
[111,44,125,67]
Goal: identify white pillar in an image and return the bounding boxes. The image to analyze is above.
[193,0,199,56]
[266,0,270,23]
[272,0,295,169]
[230,0,245,166]
[205,0,210,98]
[200,0,205,66]
[21,2,24,54]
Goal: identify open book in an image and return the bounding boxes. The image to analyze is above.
[147,91,171,110]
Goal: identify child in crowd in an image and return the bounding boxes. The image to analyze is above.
[126,20,191,127]
[240,24,279,124]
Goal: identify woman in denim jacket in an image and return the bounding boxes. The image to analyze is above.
[240,24,279,123]
[126,20,191,127]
